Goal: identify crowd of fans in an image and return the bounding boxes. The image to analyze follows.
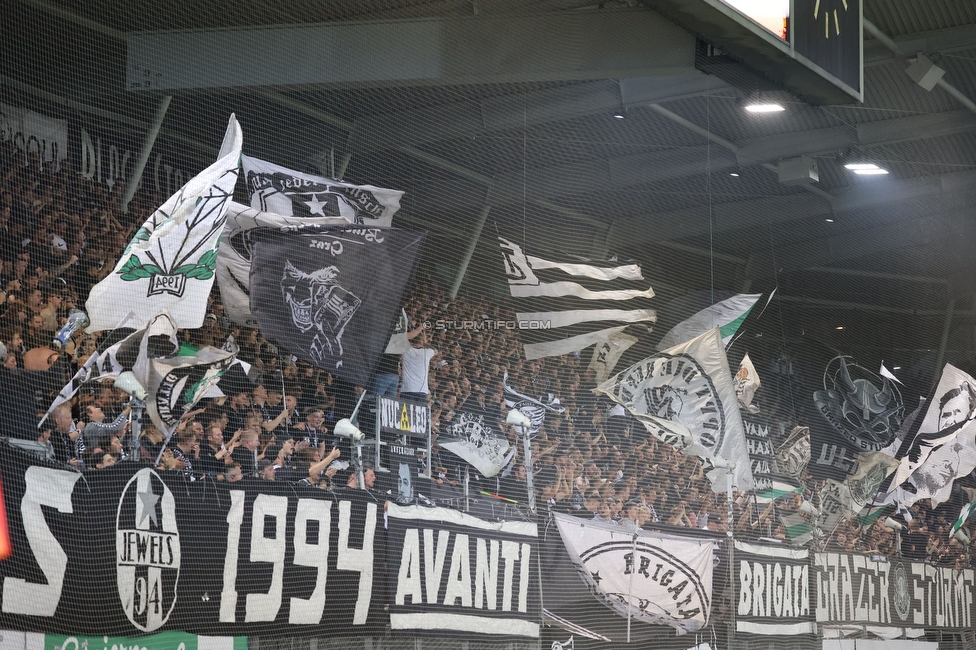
[0,137,971,569]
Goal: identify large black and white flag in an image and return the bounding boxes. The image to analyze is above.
[249,227,424,387]
[890,363,976,496]
[553,513,713,635]
[498,237,656,360]
[597,328,754,492]
[439,411,512,477]
[243,155,402,225]
[39,317,178,427]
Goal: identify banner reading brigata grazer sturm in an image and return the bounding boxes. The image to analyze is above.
[249,227,425,387]
[386,504,540,639]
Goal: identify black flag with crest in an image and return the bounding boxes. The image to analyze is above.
[249,226,425,387]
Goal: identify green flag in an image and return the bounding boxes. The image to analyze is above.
[951,500,976,537]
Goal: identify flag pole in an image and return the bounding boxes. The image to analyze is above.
[627,531,636,643]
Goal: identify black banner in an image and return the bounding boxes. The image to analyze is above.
[734,540,814,636]
[249,227,425,387]
[377,396,430,436]
[386,503,540,638]
[0,447,385,636]
[814,552,976,629]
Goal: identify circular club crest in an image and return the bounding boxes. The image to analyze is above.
[891,562,911,622]
[622,354,727,453]
[116,468,181,631]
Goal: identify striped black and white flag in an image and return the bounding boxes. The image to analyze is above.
[498,237,656,360]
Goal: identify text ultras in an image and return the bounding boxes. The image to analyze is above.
[394,529,531,612]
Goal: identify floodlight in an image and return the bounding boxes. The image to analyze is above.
[115,371,148,400]
[506,409,532,428]
[884,517,903,531]
[334,418,364,441]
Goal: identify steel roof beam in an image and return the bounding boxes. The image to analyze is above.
[125,9,697,92]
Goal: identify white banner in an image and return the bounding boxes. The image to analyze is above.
[87,115,243,331]
[0,103,67,171]
[553,513,713,635]
[597,328,754,492]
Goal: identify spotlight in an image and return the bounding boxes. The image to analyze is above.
[115,371,148,400]
[506,409,532,428]
[334,418,363,441]
[613,107,627,119]
[710,455,735,470]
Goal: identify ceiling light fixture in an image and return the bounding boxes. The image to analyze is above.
[845,162,889,175]
[729,172,739,177]
[744,102,785,113]
[835,326,845,330]
[613,108,627,119]
[825,218,834,222]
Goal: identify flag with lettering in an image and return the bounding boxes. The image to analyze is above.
[552,512,713,635]
[597,328,754,492]
[217,172,401,327]
[242,155,401,225]
[499,236,655,360]
[733,541,813,636]
[86,115,242,331]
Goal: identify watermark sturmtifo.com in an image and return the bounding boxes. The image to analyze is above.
[425,319,551,331]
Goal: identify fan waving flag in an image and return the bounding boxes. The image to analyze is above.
[597,328,753,492]
[249,227,424,387]
[39,319,177,427]
[242,155,402,225]
[499,236,656,360]
[86,115,243,331]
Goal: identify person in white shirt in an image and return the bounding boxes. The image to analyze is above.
[400,324,441,403]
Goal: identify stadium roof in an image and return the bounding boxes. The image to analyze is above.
[5,0,976,387]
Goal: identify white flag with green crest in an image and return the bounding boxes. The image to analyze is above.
[86,115,243,331]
